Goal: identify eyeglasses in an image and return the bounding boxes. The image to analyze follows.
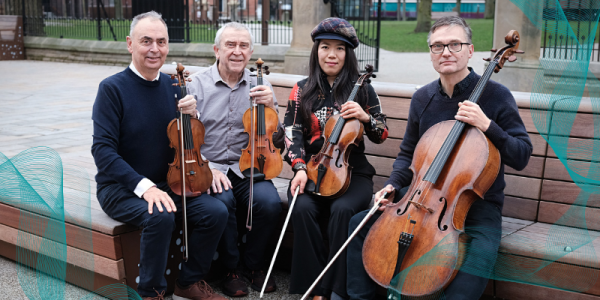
[429,42,471,54]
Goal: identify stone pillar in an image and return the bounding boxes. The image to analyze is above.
[283,1,330,75]
[489,0,541,92]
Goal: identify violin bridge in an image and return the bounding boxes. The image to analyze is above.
[185,160,196,163]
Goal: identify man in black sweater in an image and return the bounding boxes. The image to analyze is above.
[92,11,227,300]
[345,16,532,300]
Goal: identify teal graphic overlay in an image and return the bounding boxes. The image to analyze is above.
[388,0,600,298]
[0,147,141,299]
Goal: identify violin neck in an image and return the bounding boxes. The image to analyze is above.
[178,85,195,150]
[328,83,361,144]
[254,74,267,136]
[422,60,499,184]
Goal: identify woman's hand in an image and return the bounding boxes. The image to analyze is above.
[290,170,308,195]
[341,101,370,123]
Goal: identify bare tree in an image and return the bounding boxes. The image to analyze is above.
[485,0,495,19]
[414,0,432,33]
[454,0,462,15]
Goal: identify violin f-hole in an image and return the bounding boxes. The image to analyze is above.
[265,137,275,153]
[334,148,343,168]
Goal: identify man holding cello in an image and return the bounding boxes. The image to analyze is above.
[186,22,283,297]
[345,16,532,300]
[92,11,228,300]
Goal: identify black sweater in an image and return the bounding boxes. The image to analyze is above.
[92,68,179,192]
[385,72,532,209]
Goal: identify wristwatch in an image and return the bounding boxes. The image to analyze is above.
[293,162,307,173]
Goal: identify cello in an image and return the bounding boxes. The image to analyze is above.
[167,63,213,260]
[362,30,523,297]
[305,64,376,198]
[239,58,282,230]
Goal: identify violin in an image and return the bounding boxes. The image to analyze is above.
[239,58,283,181]
[166,63,213,260]
[362,31,523,297]
[305,65,375,198]
[239,58,282,230]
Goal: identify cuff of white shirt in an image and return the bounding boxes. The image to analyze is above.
[134,178,156,198]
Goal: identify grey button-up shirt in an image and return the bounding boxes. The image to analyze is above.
[186,62,283,178]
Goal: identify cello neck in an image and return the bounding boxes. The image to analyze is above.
[422,58,500,184]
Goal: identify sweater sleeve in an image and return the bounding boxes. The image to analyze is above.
[363,84,389,144]
[91,80,145,192]
[283,83,306,167]
[483,85,532,171]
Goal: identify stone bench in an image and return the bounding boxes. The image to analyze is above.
[1,65,599,300]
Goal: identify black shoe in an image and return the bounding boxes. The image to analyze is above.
[221,269,248,297]
[243,269,276,293]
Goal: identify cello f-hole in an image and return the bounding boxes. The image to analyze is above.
[437,197,448,231]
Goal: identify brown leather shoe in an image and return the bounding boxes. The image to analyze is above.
[221,269,249,297]
[173,280,226,300]
[243,269,276,293]
[142,289,165,300]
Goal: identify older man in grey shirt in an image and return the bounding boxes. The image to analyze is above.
[186,22,283,297]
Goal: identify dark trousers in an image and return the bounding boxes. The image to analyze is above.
[288,174,373,298]
[347,199,502,300]
[97,181,228,297]
[209,170,282,270]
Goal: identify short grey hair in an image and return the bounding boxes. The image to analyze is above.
[214,22,254,51]
[130,11,168,38]
[427,16,472,45]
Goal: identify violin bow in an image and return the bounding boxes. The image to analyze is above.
[172,63,190,262]
[246,77,257,231]
[260,186,301,298]
[300,189,395,300]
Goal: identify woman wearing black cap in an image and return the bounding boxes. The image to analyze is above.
[282,18,389,300]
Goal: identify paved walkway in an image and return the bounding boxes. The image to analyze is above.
[0,50,491,299]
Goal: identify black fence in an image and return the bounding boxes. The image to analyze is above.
[0,0,292,45]
[541,0,600,62]
[332,0,381,72]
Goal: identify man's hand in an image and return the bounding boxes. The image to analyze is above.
[375,184,396,211]
[142,186,177,214]
[455,101,491,132]
[178,95,198,117]
[250,85,275,110]
[290,170,307,195]
[341,101,370,123]
[209,168,232,194]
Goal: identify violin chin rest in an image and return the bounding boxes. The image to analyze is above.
[305,179,316,194]
[242,168,265,181]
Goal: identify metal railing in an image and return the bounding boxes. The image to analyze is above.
[541,0,600,62]
[333,0,382,72]
[0,0,292,45]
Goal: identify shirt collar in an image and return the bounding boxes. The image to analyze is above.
[211,60,248,88]
[129,63,161,81]
[438,67,475,98]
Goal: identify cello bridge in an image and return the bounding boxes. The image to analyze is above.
[408,200,434,213]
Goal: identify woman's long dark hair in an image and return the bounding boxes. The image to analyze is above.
[300,40,369,133]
